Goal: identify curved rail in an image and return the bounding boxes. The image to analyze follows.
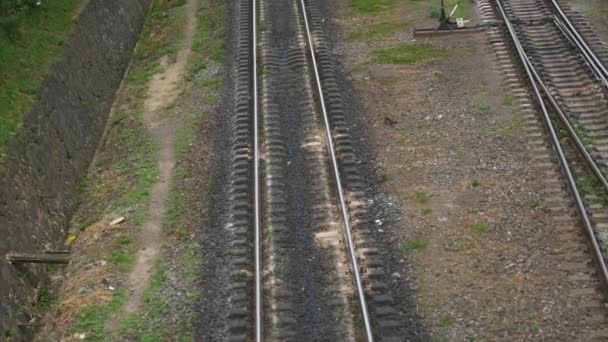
[495,0,608,286]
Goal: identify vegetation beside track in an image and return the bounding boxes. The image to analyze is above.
[33,0,225,339]
[0,0,81,156]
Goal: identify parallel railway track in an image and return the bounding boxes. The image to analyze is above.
[476,0,608,336]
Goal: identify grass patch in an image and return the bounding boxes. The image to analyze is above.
[401,239,429,251]
[454,147,465,157]
[430,0,472,19]
[231,272,247,283]
[186,0,226,80]
[528,195,544,209]
[412,191,432,204]
[470,179,481,188]
[0,0,82,155]
[372,43,450,65]
[349,0,395,13]
[503,95,514,106]
[471,221,490,235]
[70,291,125,341]
[108,250,134,272]
[422,207,433,215]
[347,21,407,42]
[482,113,524,137]
[574,125,592,145]
[439,314,456,327]
[468,95,491,114]
[120,267,168,340]
[579,175,604,203]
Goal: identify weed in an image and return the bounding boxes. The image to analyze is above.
[32,286,55,316]
[351,64,368,74]
[468,95,491,114]
[372,43,450,65]
[503,95,514,106]
[422,207,433,215]
[401,239,429,251]
[347,21,407,42]
[528,195,544,209]
[574,125,591,145]
[470,179,481,188]
[439,314,455,327]
[70,291,125,341]
[471,221,490,235]
[349,0,395,13]
[116,235,133,245]
[579,175,603,203]
[231,272,247,283]
[108,250,134,272]
[380,173,391,183]
[482,113,524,137]
[455,147,466,157]
[412,191,432,204]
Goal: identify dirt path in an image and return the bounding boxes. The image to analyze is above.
[122,0,199,314]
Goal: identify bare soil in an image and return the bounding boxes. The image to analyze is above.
[122,0,199,315]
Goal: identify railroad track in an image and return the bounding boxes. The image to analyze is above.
[477,0,608,337]
[223,0,403,339]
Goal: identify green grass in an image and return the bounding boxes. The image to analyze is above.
[108,250,135,272]
[422,207,433,215]
[528,195,544,209]
[412,191,432,204]
[349,0,395,13]
[347,21,407,42]
[470,179,481,188]
[0,0,81,155]
[454,147,466,157]
[482,113,524,137]
[579,175,603,203]
[70,291,125,342]
[503,95,514,106]
[439,314,456,327]
[401,239,429,251]
[186,0,226,79]
[471,221,490,235]
[231,272,247,283]
[430,0,471,19]
[120,267,168,340]
[468,95,491,114]
[574,125,592,145]
[372,43,450,65]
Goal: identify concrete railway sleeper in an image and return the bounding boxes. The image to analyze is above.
[223,0,403,339]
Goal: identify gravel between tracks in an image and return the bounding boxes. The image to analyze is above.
[328,0,608,339]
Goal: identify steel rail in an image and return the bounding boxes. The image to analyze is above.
[552,18,607,89]
[495,0,608,285]
[550,0,608,89]
[252,0,263,337]
[297,0,374,340]
[514,23,608,192]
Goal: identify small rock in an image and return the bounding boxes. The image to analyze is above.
[392,272,401,280]
[375,219,383,226]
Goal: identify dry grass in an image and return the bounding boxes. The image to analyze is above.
[55,290,113,327]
